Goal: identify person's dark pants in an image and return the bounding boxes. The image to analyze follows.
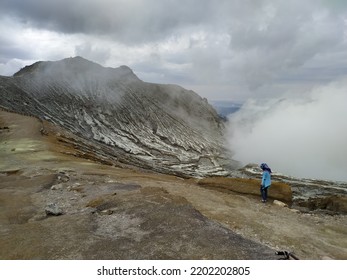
[260,186,268,202]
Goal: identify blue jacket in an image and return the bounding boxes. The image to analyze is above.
[261,170,271,188]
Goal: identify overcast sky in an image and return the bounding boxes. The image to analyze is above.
[1,0,347,180]
[1,0,347,102]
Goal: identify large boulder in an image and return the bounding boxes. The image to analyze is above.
[198,177,292,203]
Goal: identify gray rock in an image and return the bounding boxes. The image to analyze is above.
[290,209,301,214]
[273,200,288,207]
[58,174,70,183]
[45,203,63,216]
[99,209,113,215]
[51,183,63,190]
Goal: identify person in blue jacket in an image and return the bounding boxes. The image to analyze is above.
[260,163,272,203]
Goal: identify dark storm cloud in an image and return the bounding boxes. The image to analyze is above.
[1,0,213,44]
[220,0,346,90]
[1,0,347,97]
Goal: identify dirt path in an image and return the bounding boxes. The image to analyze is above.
[0,110,45,170]
[1,110,346,260]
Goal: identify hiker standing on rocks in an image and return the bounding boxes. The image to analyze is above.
[260,163,271,203]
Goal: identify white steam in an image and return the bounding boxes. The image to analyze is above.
[227,78,347,181]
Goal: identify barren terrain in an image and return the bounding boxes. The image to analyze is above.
[1,110,346,259]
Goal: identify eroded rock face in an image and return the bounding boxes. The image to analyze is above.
[296,195,347,214]
[198,177,293,203]
[0,57,236,177]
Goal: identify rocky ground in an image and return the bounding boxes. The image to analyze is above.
[1,110,346,260]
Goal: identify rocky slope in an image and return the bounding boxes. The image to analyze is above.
[1,110,346,259]
[0,57,235,177]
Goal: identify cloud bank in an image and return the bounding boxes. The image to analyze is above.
[1,0,347,101]
[227,78,347,181]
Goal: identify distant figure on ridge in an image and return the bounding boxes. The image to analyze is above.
[260,163,272,203]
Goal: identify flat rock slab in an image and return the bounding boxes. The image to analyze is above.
[84,187,277,259]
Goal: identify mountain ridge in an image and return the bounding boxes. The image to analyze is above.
[0,56,236,177]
